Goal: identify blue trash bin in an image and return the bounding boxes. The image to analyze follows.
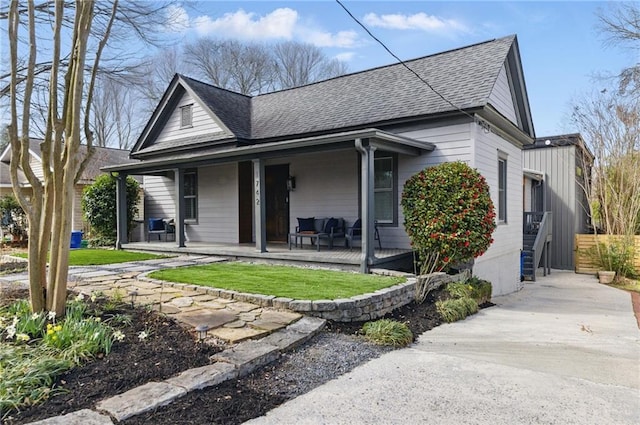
[70,231,83,249]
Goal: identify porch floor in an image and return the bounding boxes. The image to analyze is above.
[121,241,413,272]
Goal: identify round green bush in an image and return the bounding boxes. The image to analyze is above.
[82,174,139,241]
[401,161,496,271]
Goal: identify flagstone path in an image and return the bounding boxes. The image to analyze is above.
[0,255,302,344]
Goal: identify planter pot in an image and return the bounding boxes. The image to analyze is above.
[598,271,616,284]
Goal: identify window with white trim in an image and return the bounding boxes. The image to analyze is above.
[374,155,396,224]
[180,104,193,128]
[498,154,507,223]
[184,170,197,221]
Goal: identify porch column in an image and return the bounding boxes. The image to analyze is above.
[115,173,128,249]
[174,168,186,247]
[356,139,376,273]
[253,159,267,252]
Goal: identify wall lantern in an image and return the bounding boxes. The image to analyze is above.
[287,175,296,191]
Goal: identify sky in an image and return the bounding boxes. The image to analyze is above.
[159,0,636,139]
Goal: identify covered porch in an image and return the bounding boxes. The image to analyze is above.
[105,128,435,273]
[121,241,414,273]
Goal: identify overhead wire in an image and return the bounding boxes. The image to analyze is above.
[335,0,477,122]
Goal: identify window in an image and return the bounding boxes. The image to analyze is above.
[498,155,507,222]
[374,155,396,224]
[180,104,193,128]
[184,171,197,221]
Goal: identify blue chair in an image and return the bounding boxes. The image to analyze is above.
[147,218,175,242]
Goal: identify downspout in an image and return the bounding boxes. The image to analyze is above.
[355,138,375,273]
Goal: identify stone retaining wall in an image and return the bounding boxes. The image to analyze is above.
[145,271,465,322]
[0,255,27,273]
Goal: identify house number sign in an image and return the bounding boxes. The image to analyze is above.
[255,179,260,205]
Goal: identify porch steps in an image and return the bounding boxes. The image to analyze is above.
[522,232,538,281]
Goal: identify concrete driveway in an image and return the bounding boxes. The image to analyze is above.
[246,271,640,424]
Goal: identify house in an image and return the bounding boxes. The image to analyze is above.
[0,139,136,234]
[106,35,535,296]
[522,134,593,271]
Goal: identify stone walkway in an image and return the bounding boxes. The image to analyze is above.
[1,255,303,344]
[0,255,327,424]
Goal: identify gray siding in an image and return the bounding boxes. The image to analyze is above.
[522,146,578,270]
[186,163,238,243]
[287,150,360,235]
[144,175,175,221]
[388,123,473,249]
[488,64,518,124]
[152,92,225,148]
[473,125,523,296]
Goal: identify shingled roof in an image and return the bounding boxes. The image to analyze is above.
[135,35,529,156]
[1,139,137,184]
[250,35,516,140]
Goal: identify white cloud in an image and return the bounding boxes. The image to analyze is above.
[189,7,362,48]
[300,29,359,48]
[164,5,190,33]
[192,8,298,40]
[363,12,469,34]
[334,52,356,62]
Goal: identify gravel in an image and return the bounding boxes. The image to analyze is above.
[249,331,392,399]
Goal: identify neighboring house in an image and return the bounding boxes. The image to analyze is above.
[522,133,593,271]
[0,139,136,233]
[107,35,536,296]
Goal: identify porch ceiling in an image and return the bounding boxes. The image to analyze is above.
[103,128,435,175]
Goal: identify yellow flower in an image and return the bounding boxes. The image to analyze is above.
[47,329,54,335]
[51,335,57,341]
[54,325,62,332]
[46,324,53,330]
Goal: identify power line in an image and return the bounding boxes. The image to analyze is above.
[335,0,476,122]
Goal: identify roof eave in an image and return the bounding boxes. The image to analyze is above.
[103,128,434,174]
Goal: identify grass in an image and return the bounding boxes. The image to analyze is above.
[13,249,166,266]
[149,262,405,300]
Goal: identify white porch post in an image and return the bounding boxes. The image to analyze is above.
[356,139,376,273]
[174,168,186,247]
[253,159,267,252]
[115,173,128,249]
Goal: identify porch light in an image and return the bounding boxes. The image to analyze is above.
[128,290,138,308]
[195,324,210,346]
[287,175,296,191]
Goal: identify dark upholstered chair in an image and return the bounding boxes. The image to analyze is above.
[147,218,175,242]
[345,219,382,250]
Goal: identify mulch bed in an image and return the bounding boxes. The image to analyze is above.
[2,290,220,425]
[3,286,469,424]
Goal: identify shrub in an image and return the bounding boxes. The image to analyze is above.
[401,162,496,302]
[0,194,28,241]
[361,319,413,347]
[436,297,479,323]
[402,162,496,269]
[588,241,638,279]
[82,174,139,242]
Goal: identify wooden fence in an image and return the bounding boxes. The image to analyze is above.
[575,234,640,274]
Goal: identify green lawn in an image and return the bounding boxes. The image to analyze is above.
[14,249,166,266]
[149,262,405,300]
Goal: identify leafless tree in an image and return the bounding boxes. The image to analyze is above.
[572,88,640,237]
[597,2,640,96]
[185,38,275,95]
[4,0,176,315]
[136,46,190,113]
[183,38,348,95]
[91,76,137,148]
[273,41,348,88]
